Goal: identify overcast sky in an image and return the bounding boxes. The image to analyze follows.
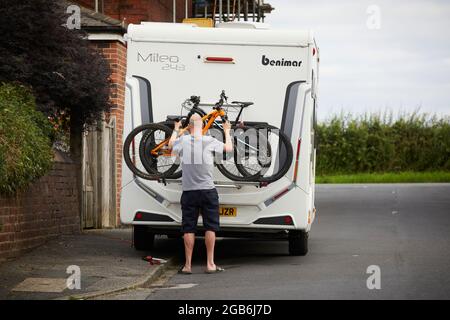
[266,0,450,120]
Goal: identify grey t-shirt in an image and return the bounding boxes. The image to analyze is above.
[172,134,225,191]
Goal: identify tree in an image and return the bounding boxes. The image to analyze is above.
[0,0,111,128]
[0,0,112,200]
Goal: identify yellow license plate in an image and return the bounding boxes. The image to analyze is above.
[220,207,237,217]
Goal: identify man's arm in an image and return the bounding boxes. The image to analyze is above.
[168,121,182,149]
[223,121,233,152]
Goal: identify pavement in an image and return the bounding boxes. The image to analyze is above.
[1,183,449,300]
[141,183,450,300]
[0,229,178,300]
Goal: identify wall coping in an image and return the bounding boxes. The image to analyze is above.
[87,33,126,45]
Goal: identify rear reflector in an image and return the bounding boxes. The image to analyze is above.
[293,138,302,183]
[284,216,293,225]
[254,215,294,226]
[273,187,290,200]
[133,212,174,222]
[264,183,295,207]
[205,57,234,63]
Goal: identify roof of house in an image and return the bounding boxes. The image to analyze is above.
[60,0,127,34]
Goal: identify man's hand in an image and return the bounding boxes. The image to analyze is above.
[168,121,182,149]
[223,120,231,132]
[174,121,182,131]
[223,121,233,152]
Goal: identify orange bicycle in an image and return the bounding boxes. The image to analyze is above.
[123,91,293,183]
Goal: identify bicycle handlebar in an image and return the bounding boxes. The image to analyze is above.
[220,90,228,103]
[184,90,230,123]
[189,95,201,105]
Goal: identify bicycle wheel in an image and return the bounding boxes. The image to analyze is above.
[148,106,207,180]
[216,126,266,182]
[140,121,182,180]
[252,124,293,183]
[123,123,179,180]
[234,126,272,178]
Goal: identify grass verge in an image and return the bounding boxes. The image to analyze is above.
[316,171,450,184]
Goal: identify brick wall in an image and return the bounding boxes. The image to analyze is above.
[0,157,80,261]
[92,40,127,225]
[73,0,192,24]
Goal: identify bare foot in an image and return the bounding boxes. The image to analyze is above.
[183,265,192,272]
[205,266,225,274]
[178,265,192,274]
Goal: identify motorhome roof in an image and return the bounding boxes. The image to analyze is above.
[126,22,313,48]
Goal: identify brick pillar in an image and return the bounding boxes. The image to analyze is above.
[92,40,127,226]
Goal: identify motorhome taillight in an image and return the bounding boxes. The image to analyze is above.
[205,57,234,63]
[135,212,143,220]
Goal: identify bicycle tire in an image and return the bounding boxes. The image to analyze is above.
[139,121,182,180]
[216,125,264,182]
[217,124,293,183]
[234,126,272,178]
[253,124,294,183]
[123,123,179,180]
[150,106,208,180]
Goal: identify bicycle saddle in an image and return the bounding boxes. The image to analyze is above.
[166,115,185,121]
[232,101,254,108]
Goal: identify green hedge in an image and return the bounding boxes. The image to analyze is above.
[316,113,450,175]
[0,83,53,194]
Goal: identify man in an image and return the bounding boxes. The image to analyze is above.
[168,114,233,274]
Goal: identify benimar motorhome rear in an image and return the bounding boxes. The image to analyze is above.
[120,22,319,255]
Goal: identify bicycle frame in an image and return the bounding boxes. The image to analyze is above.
[150,108,226,156]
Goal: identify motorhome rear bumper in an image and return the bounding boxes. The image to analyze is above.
[131,224,300,239]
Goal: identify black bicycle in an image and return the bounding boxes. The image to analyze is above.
[123,91,293,184]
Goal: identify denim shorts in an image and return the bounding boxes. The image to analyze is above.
[180,189,220,233]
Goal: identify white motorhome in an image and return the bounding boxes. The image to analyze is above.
[121,22,319,255]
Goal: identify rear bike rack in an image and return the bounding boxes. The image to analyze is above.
[157,178,268,189]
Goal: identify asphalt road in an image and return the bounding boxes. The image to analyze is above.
[111,184,450,300]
